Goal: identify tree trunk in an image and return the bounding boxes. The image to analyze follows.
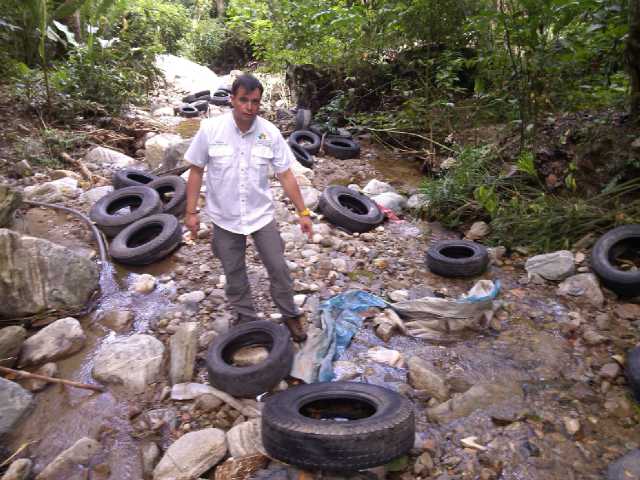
[628,0,640,116]
[215,0,225,18]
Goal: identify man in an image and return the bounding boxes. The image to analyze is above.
[184,74,312,342]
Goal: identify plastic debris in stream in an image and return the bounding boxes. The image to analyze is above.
[291,281,500,383]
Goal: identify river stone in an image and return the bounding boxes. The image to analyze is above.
[145,133,184,170]
[363,179,396,195]
[301,186,321,210]
[226,418,265,458]
[0,325,27,367]
[100,309,134,331]
[21,362,58,391]
[607,449,640,480]
[153,428,227,480]
[35,437,101,480]
[0,378,33,436]
[1,458,32,480]
[178,290,206,304]
[92,334,165,394]
[19,317,86,367]
[525,251,575,281]
[0,229,99,318]
[132,273,156,294]
[169,322,199,385]
[333,360,360,381]
[557,273,604,306]
[371,192,407,213]
[79,185,113,206]
[426,380,524,424]
[213,455,269,480]
[407,357,449,402]
[465,221,490,240]
[84,146,137,168]
[407,193,429,210]
[0,185,21,228]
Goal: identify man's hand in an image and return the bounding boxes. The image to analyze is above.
[185,212,199,238]
[298,215,313,240]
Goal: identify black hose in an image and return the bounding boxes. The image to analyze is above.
[22,200,109,264]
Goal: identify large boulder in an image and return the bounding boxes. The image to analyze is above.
[84,146,137,169]
[145,133,188,170]
[0,229,99,319]
[0,185,21,228]
[0,377,33,436]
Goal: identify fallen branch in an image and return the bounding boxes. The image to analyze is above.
[60,152,93,185]
[0,366,105,393]
[0,441,35,468]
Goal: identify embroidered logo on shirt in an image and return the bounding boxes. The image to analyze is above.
[256,132,272,146]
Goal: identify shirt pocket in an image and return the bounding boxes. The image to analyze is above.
[208,144,234,179]
[251,145,273,190]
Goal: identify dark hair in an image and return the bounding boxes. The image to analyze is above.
[231,74,264,96]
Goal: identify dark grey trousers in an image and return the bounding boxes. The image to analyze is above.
[211,220,299,319]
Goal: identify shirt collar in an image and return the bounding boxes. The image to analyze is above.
[231,113,257,137]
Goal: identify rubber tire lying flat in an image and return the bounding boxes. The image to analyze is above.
[288,130,321,156]
[262,381,415,472]
[425,239,489,278]
[178,104,199,118]
[190,99,209,112]
[109,213,182,265]
[318,185,384,233]
[324,136,360,159]
[591,224,640,297]
[89,186,162,237]
[147,175,187,217]
[210,90,231,106]
[112,169,158,189]
[194,89,210,99]
[289,142,314,169]
[206,321,293,398]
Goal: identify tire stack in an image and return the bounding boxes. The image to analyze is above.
[178,90,211,118]
[90,168,186,265]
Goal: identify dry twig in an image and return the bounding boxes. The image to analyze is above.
[0,366,105,393]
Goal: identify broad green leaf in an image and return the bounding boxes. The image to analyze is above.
[52,20,79,46]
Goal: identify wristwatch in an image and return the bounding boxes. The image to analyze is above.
[298,208,311,217]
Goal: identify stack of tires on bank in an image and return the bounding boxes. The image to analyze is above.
[205,319,415,472]
[89,169,186,265]
[176,86,233,118]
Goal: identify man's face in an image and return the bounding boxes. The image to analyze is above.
[231,86,262,127]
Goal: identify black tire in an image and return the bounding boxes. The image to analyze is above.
[295,108,312,131]
[109,214,182,265]
[112,169,158,189]
[262,382,415,471]
[324,137,360,159]
[178,104,199,118]
[308,124,327,137]
[288,142,314,169]
[206,321,293,398]
[182,93,197,103]
[288,130,320,156]
[194,89,210,99]
[147,175,187,217]
[210,90,231,106]
[89,186,162,237]
[626,346,640,402]
[190,99,209,112]
[591,225,640,297]
[318,185,384,233]
[425,240,489,278]
[218,85,233,94]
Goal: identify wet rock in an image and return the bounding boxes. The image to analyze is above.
[557,273,604,306]
[84,146,138,168]
[370,192,407,213]
[170,322,199,385]
[363,179,396,195]
[100,309,134,331]
[92,334,165,393]
[19,317,86,367]
[407,356,449,402]
[426,381,523,424]
[214,454,269,480]
[194,393,224,412]
[231,346,269,366]
[21,362,58,391]
[153,428,227,480]
[465,221,490,240]
[141,442,161,479]
[1,229,100,318]
[525,251,575,281]
[79,186,113,206]
[563,417,580,436]
[333,360,360,381]
[366,347,404,367]
[407,193,429,210]
[600,362,621,380]
[178,290,206,304]
[0,378,33,436]
[607,449,640,480]
[227,418,265,457]
[0,325,26,367]
[145,133,185,170]
[0,185,21,228]
[132,273,156,294]
[35,437,101,480]
[1,458,32,480]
